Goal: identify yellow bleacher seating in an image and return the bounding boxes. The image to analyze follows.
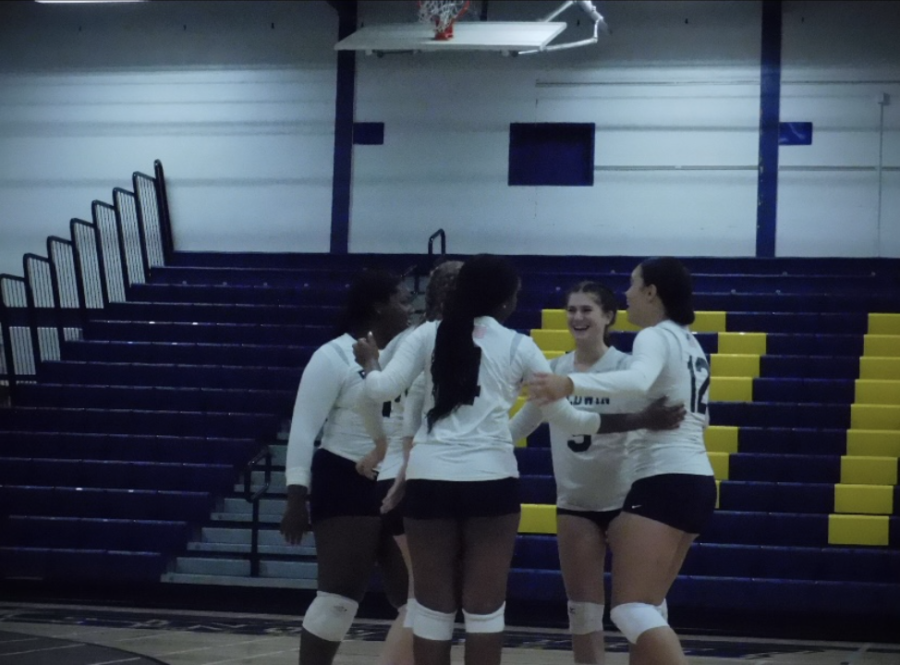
[709,377,753,402]
[859,357,900,380]
[519,504,557,534]
[828,514,890,546]
[704,426,739,453]
[833,484,895,515]
[850,404,900,430]
[845,429,900,457]
[855,379,900,405]
[840,455,899,485]
[707,452,730,480]
[717,332,767,355]
[710,354,760,378]
[868,313,900,335]
[863,335,900,357]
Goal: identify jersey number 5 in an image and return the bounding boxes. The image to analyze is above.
[687,356,711,414]
[567,435,591,453]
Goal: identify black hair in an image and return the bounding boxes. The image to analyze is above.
[565,281,618,346]
[427,254,519,431]
[638,257,695,325]
[335,269,403,337]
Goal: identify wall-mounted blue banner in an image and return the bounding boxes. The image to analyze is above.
[779,122,813,146]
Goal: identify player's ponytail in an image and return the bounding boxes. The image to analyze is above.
[639,257,695,326]
[427,255,520,431]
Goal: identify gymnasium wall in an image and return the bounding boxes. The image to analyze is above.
[0,1,337,276]
[0,1,898,275]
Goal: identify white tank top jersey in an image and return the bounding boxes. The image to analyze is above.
[284,334,381,489]
[374,326,414,481]
[568,320,714,480]
[363,317,601,482]
[550,348,646,512]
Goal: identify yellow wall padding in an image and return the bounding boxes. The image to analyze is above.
[840,456,899,485]
[869,313,900,335]
[709,377,753,402]
[711,354,760,378]
[859,357,900,380]
[828,514,889,546]
[707,452,730,480]
[851,404,900,430]
[864,335,900,357]
[834,484,895,515]
[846,430,900,457]
[531,329,575,353]
[718,332,767,355]
[519,504,557,534]
[855,380,900,405]
[705,426,739,454]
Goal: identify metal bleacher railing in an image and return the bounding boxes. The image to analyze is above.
[0,159,174,399]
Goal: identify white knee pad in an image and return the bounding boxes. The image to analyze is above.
[657,599,668,621]
[402,598,416,629]
[413,603,456,642]
[568,601,605,635]
[301,591,359,642]
[610,602,669,645]
[463,603,505,634]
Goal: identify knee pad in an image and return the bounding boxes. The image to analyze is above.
[413,603,456,642]
[301,591,359,642]
[567,601,605,635]
[462,603,505,634]
[657,599,668,621]
[609,602,668,645]
[402,598,417,629]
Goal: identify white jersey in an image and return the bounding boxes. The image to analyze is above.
[375,327,414,481]
[568,319,714,480]
[363,317,601,482]
[284,334,381,489]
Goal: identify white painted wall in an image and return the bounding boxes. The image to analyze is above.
[779,1,900,257]
[0,0,337,276]
[351,0,762,256]
[1,0,898,270]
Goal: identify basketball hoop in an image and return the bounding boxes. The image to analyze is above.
[418,0,470,40]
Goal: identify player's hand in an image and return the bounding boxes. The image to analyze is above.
[639,397,686,431]
[527,373,574,405]
[280,492,310,545]
[381,476,406,514]
[353,332,380,368]
[355,447,383,480]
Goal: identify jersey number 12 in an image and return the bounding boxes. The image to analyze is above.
[687,356,710,414]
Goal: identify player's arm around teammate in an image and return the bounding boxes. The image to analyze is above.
[529,258,717,665]
[510,282,680,665]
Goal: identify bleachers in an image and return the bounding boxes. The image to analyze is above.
[2,247,899,633]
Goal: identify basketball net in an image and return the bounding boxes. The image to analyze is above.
[418,0,470,40]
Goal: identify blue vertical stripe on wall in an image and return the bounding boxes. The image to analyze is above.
[330,1,357,255]
[756,0,782,258]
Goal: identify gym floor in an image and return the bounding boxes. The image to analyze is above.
[1,601,898,665]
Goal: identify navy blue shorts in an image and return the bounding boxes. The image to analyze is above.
[376,478,406,536]
[622,473,717,534]
[557,507,621,531]
[404,477,521,520]
[309,448,381,523]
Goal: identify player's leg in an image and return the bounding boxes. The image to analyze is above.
[301,515,383,665]
[376,526,414,665]
[557,511,612,665]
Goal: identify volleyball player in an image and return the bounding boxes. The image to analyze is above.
[279,269,414,665]
[353,255,667,665]
[510,281,679,665]
[371,259,464,662]
[528,257,717,665]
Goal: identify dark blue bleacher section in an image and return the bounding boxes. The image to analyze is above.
[2,247,900,638]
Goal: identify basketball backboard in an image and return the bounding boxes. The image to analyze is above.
[334,21,568,54]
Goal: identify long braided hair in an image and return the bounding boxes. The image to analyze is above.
[427,255,520,431]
